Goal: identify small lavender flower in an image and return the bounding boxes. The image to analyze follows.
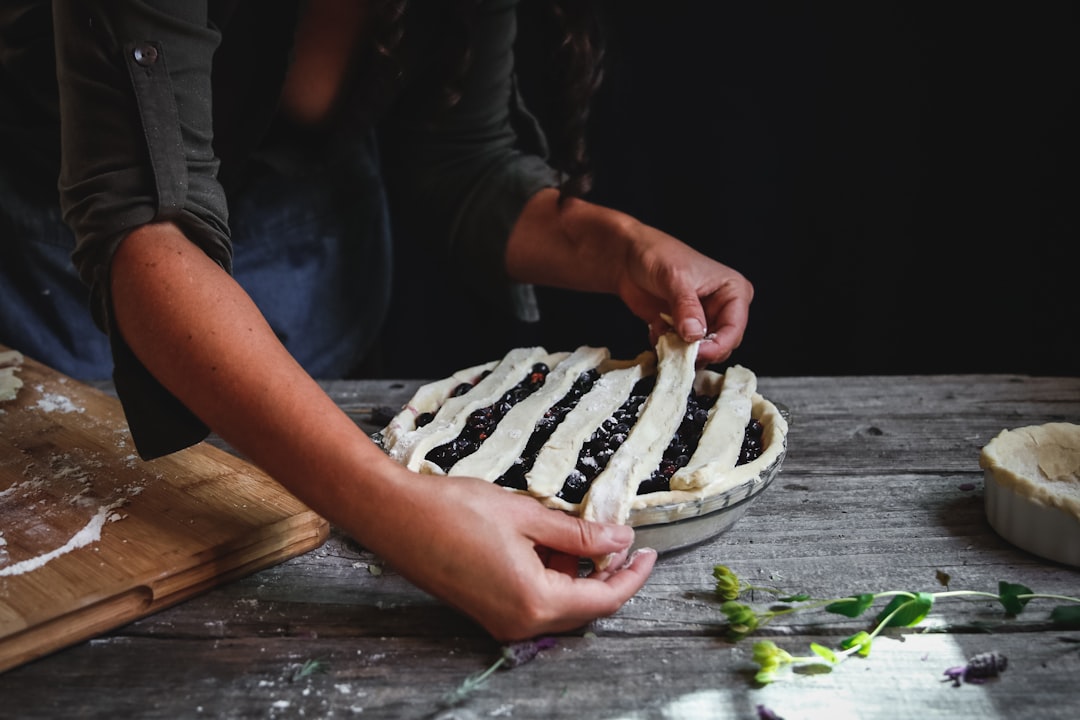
[444,637,559,705]
[943,651,1008,687]
[502,636,558,668]
[757,704,787,720]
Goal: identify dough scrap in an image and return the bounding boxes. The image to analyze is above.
[0,350,24,402]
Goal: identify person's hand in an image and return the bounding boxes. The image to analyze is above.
[109,221,656,643]
[506,190,753,367]
[352,464,657,642]
[616,224,753,366]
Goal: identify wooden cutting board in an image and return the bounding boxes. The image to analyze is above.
[0,346,329,673]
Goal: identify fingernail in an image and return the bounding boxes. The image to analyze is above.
[603,524,634,546]
[680,317,705,340]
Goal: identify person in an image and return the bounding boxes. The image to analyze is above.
[0,1,753,641]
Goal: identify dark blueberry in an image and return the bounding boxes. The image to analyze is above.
[737,418,766,465]
[426,444,458,472]
[496,464,528,490]
[557,469,590,504]
[414,412,435,429]
[637,474,669,495]
[633,376,656,395]
[451,382,472,397]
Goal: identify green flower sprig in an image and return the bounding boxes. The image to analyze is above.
[712,565,1080,685]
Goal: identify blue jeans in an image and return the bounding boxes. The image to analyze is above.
[0,133,391,380]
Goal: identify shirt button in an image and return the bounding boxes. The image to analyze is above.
[132,44,159,67]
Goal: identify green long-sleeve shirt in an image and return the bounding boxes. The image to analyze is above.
[0,0,558,457]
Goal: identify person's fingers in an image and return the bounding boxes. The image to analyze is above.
[589,546,630,581]
[500,547,656,641]
[524,506,636,559]
[696,290,751,364]
[548,547,658,622]
[668,293,708,344]
[602,547,658,593]
[545,550,584,578]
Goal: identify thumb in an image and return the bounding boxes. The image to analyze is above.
[529,509,635,559]
[669,294,707,343]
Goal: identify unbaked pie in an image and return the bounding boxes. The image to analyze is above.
[376,333,788,536]
[981,422,1080,567]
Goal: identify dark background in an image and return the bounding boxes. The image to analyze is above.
[379,2,1079,379]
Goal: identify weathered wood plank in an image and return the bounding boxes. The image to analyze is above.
[5,631,1078,719]
[12,375,1075,719]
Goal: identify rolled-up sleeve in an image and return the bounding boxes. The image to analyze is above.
[380,0,559,322]
[54,0,231,457]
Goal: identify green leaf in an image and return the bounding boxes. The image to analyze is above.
[810,643,838,664]
[1051,605,1080,629]
[876,593,934,627]
[998,581,1034,616]
[825,594,875,618]
[840,631,873,657]
[291,659,325,682]
[778,593,811,603]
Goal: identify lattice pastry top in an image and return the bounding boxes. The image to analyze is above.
[377,333,788,528]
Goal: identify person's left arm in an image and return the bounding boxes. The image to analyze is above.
[505,188,753,365]
[382,0,753,363]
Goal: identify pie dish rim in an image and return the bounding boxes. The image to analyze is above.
[370,401,789,553]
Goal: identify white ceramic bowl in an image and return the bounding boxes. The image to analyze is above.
[980,423,1080,567]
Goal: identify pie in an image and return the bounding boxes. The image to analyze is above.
[376,332,788,532]
[981,422,1080,566]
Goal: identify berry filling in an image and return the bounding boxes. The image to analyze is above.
[413,364,768,501]
[635,389,718,495]
[555,375,657,504]
[424,364,550,472]
[495,368,602,490]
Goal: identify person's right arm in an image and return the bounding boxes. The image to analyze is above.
[110,220,655,640]
[52,2,653,642]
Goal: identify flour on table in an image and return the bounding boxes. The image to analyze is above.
[0,447,141,577]
[32,384,84,414]
[0,500,125,577]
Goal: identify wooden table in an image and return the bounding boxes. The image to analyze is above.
[3,374,1079,719]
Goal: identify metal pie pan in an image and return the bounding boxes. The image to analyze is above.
[627,447,786,554]
[373,403,789,556]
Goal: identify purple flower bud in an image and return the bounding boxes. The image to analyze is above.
[502,636,558,668]
[757,704,786,720]
[943,651,1007,686]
